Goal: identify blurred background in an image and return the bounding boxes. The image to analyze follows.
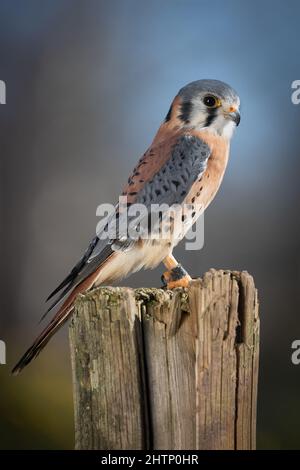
[0,0,299,449]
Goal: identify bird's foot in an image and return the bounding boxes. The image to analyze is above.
[161,264,192,289]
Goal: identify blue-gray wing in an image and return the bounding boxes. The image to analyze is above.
[134,134,210,206]
[93,134,211,252]
[45,134,211,314]
[110,134,211,249]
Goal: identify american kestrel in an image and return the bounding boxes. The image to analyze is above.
[13,79,240,374]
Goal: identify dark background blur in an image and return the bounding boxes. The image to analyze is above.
[0,0,299,449]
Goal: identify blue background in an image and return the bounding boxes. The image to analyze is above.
[0,0,299,449]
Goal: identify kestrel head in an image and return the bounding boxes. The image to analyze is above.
[165,79,240,139]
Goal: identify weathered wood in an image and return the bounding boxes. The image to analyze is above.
[69,288,149,450]
[138,288,196,449]
[69,269,259,450]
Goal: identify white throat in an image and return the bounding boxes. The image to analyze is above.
[196,115,236,140]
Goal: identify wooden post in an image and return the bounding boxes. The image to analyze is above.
[69,269,259,450]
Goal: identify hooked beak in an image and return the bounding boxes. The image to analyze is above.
[228,110,240,126]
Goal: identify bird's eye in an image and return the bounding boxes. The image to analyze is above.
[203,95,219,108]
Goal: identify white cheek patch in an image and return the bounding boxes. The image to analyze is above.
[188,108,207,129]
[204,114,236,139]
[221,120,235,139]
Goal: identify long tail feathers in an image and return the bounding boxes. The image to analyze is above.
[38,282,74,324]
[12,305,73,376]
[12,262,106,375]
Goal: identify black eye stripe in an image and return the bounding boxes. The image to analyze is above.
[205,107,218,127]
[179,101,193,124]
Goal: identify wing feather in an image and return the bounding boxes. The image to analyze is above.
[44,133,211,314]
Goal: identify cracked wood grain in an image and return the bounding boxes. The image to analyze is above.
[69,269,259,450]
